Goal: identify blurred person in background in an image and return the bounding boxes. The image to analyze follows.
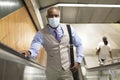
[96,36,112,65]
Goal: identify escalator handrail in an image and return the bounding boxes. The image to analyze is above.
[105,57,120,63]
[86,61,120,71]
[0,42,46,70]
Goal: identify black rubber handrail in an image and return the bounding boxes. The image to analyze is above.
[0,42,45,69]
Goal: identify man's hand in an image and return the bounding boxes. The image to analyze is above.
[70,62,80,72]
[19,50,31,57]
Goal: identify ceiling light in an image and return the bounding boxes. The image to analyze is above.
[55,3,120,8]
[0,1,16,6]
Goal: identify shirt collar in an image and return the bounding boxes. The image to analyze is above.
[48,24,62,32]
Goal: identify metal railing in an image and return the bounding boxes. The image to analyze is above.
[0,42,46,80]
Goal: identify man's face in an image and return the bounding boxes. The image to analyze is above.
[47,8,60,28]
[47,9,60,19]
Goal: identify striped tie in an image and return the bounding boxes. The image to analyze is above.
[54,30,60,41]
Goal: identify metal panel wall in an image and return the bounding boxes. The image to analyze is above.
[0,0,24,19]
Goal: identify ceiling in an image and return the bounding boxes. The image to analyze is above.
[37,0,120,24]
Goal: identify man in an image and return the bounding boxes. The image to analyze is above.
[96,36,112,65]
[20,7,83,80]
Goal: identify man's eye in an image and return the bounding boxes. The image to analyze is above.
[48,15,59,18]
[55,15,59,17]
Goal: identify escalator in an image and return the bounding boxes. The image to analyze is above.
[0,43,46,80]
[1,42,120,80]
[81,57,120,80]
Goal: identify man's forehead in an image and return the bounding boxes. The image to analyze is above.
[47,7,60,13]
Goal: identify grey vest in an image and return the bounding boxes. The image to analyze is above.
[42,24,70,70]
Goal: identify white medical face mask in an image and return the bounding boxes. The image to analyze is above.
[48,18,60,28]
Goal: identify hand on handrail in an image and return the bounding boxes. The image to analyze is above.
[19,50,31,57]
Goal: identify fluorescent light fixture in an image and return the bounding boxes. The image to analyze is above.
[0,1,16,6]
[55,3,120,8]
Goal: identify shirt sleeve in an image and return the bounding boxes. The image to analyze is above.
[97,44,100,50]
[71,27,84,63]
[29,31,44,57]
[108,44,111,51]
[96,42,101,50]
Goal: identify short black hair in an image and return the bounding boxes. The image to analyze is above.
[103,36,107,40]
[103,36,108,45]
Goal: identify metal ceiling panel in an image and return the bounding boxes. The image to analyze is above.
[38,0,120,23]
[96,0,118,4]
[105,8,120,22]
[61,7,78,23]
[38,0,58,8]
[59,0,78,3]
[78,0,97,4]
[59,0,98,4]
[90,8,112,23]
[76,7,94,23]
[59,0,118,4]
[117,0,120,4]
